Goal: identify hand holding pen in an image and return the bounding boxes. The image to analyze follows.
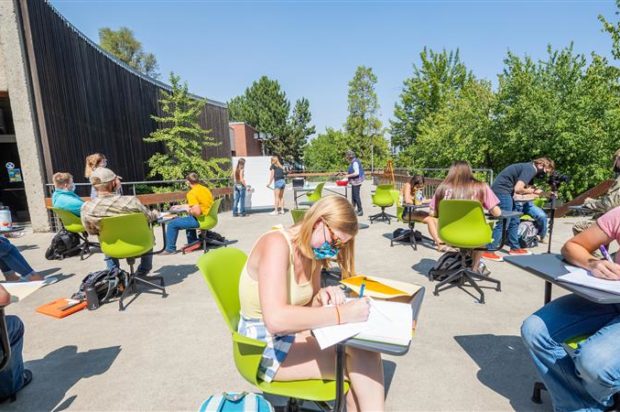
[590,245,620,280]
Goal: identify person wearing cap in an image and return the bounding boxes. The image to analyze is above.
[572,148,620,236]
[342,150,364,216]
[81,168,159,276]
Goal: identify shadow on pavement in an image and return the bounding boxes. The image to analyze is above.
[454,334,548,412]
[154,264,198,287]
[7,345,121,412]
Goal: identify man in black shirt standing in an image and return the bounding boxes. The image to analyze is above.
[483,157,555,261]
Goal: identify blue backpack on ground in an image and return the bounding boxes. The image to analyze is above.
[198,392,274,412]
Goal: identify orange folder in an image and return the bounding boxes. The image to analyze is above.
[36,298,87,318]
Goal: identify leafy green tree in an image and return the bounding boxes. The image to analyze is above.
[99,27,159,78]
[288,98,316,166]
[599,0,620,60]
[398,78,495,170]
[227,76,291,159]
[303,128,350,172]
[345,66,389,171]
[144,73,229,183]
[391,48,470,151]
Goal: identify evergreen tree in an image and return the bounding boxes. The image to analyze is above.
[144,73,229,183]
[99,27,159,78]
[345,66,388,171]
[288,98,316,166]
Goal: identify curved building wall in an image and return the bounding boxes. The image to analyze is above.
[22,0,230,184]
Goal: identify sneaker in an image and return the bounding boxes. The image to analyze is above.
[538,236,546,244]
[269,210,278,216]
[357,210,364,217]
[160,250,177,256]
[509,248,532,256]
[481,252,503,262]
[279,209,285,215]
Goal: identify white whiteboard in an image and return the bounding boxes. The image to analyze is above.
[232,156,274,210]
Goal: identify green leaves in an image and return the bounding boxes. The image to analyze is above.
[144,73,229,184]
[98,27,159,79]
[228,76,314,166]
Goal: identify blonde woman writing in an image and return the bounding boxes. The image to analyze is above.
[238,196,384,411]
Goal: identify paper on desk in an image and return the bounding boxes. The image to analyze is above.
[341,275,421,299]
[2,281,45,302]
[312,300,412,349]
[558,265,620,295]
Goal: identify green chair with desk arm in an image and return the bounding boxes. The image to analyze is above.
[290,209,308,224]
[50,207,98,260]
[198,248,349,412]
[306,182,325,204]
[182,198,226,254]
[99,213,166,311]
[431,200,502,304]
[369,184,396,224]
[389,189,419,250]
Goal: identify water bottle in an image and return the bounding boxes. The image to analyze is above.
[85,285,100,310]
[0,206,11,231]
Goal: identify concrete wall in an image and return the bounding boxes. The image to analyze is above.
[0,0,50,231]
[0,34,7,91]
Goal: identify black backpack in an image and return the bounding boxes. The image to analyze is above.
[392,228,422,243]
[45,229,81,260]
[429,251,491,281]
[518,221,539,249]
[71,268,127,307]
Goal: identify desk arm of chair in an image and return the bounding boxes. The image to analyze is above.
[232,332,267,386]
[0,307,11,372]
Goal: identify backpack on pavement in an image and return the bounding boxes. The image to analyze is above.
[518,221,539,249]
[45,229,81,260]
[198,392,273,412]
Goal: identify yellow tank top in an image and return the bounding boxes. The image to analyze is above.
[239,227,314,319]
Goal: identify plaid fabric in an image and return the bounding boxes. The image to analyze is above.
[238,314,295,383]
[80,193,159,236]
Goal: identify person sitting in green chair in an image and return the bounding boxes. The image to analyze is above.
[401,175,443,250]
[81,167,158,275]
[163,172,214,254]
[51,172,84,217]
[429,161,501,270]
[238,195,384,411]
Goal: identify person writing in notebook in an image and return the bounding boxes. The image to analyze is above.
[401,175,442,251]
[237,195,384,411]
[521,206,620,411]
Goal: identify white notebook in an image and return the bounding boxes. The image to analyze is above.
[312,299,413,349]
[558,265,620,295]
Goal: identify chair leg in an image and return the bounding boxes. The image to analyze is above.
[433,268,466,295]
[468,271,502,292]
[119,259,167,311]
[462,271,486,304]
[532,381,546,404]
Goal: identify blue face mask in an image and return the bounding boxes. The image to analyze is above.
[312,242,339,260]
[312,222,340,260]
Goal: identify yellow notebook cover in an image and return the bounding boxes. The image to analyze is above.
[341,275,421,299]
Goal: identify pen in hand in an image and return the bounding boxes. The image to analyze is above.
[600,245,615,263]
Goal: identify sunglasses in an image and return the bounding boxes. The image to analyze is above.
[322,220,345,249]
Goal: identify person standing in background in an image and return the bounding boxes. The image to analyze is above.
[233,158,247,217]
[267,156,286,216]
[84,153,108,199]
[343,150,364,216]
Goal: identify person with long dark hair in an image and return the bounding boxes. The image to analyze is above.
[401,175,442,250]
[233,159,247,217]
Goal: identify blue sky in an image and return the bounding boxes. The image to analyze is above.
[51,0,618,137]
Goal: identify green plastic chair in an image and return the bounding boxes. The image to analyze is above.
[50,207,97,260]
[99,213,166,311]
[390,189,421,250]
[370,184,396,224]
[433,200,501,304]
[290,209,307,224]
[306,182,325,204]
[183,198,226,254]
[197,248,348,410]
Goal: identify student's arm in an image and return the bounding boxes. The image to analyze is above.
[0,285,10,306]
[514,167,538,195]
[256,232,369,335]
[403,183,414,204]
[241,169,246,187]
[267,168,274,186]
[489,205,502,217]
[562,224,620,280]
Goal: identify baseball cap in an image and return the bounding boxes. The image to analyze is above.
[89,167,121,185]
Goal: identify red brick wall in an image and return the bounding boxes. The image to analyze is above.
[229,123,262,156]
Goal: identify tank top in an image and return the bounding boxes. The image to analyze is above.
[239,227,314,319]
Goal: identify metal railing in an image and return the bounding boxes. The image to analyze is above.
[45,178,233,231]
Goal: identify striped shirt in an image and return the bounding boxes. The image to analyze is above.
[80,193,159,236]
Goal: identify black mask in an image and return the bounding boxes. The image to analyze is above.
[536,168,546,177]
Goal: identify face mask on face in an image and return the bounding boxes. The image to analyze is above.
[536,167,546,177]
[68,183,76,192]
[311,221,340,260]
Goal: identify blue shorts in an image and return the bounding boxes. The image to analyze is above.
[274,179,286,190]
